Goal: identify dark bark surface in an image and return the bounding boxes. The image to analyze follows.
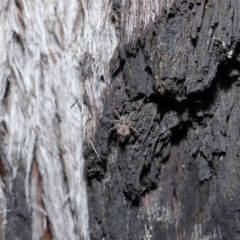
[5,163,32,240]
[85,1,240,239]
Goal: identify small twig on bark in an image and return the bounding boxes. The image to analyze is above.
[89,140,101,161]
[0,209,14,213]
[159,42,166,46]
[70,98,79,108]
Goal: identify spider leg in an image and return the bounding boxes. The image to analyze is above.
[130,126,139,135]
[128,120,135,125]
[114,110,121,119]
[109,126,116,133]
[110,120,120,123]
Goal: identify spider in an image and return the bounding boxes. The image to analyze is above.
[110,110,139,142]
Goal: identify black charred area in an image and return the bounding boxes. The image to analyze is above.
[84,1,240,239]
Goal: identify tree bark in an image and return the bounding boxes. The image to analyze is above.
[85,1,240,240]
[0,0,93,239]
[1,0,240,240]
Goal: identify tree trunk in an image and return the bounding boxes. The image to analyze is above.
[85,1,240,240]
[1,0,240,239]
[0,0,92,239]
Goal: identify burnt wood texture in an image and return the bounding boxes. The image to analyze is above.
[85,1,240,239]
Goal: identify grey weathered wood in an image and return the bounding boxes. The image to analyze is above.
[0,0,119,238]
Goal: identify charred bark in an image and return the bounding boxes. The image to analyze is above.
[85,1,240,240]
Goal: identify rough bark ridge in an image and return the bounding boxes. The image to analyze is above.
[85,1,240,239]
[0,0,104,239]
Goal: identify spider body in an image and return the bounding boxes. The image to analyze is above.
[110,110,138,142]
